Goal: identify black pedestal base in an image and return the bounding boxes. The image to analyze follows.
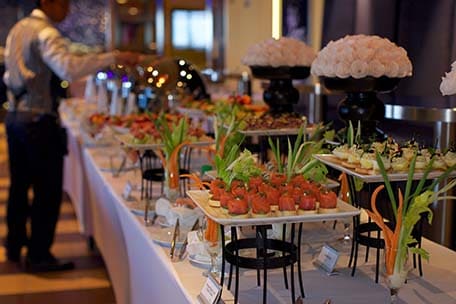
[220,224,305,304]
[263,79,299,113]
[337,92,386,142]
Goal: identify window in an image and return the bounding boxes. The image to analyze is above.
[171,9,212,50]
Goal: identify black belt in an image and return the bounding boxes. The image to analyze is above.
[13,88,27,102]
[8,110,60,124]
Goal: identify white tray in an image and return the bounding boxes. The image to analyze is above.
[187,190,359,226]
[203,170,339,189]
[116,134,214,151]
[313,154,455,183]
[175,106,206,117]
[238,125,316,136]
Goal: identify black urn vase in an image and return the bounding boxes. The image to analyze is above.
[321,76,401,141]
[250,66,310,114]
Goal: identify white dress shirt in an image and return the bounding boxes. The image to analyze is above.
[3,9,116,113]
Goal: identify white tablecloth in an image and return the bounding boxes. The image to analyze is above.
[83,149,226,304]
[62,118,93,236]
[83,149,131,304]
[62,111,456,304]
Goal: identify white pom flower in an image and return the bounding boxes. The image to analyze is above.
[440,62,456,96]
[350,60,369,79]
[311,34,413,78]
[241,37,316,67]
[369,59,386,78]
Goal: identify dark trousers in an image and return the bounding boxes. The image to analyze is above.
[5,111,67,260]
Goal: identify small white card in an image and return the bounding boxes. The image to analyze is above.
[314,244,340,274]
[122,181,133,200]
[197,275,222,304]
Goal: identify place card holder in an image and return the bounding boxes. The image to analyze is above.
[197,274,222,304]
[313,244,340,275]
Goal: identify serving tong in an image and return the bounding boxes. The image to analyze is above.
[177,218,200,260]
[169,218,180,259]
[143,198,157,226]
[109,154,127,178]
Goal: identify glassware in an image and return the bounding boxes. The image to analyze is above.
[341,218,351,245]
[381,248,410,304]
[200,217,221,278]
[334,190,351,246]
[205,238,221,276]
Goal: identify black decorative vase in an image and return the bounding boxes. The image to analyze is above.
[250,66,310,114]
[321,76,401,141]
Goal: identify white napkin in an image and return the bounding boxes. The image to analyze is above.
[271,223,292,240]
[84,75,97,104]
[125,92,137,114]
[97,84,108,113]
[109,86,123,116]
[186,230,223,264]
[186,230,207,258]
[93,125,115,143]
[155,197,203,229]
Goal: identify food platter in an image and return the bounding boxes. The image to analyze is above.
[175,106,207,117]
[97,155,139,173]
[313,154,456,183]
[203,170,339,189]
[187,190,359,226]
[125,199,156,217]
[116,134,214,151]
[188,254,222,269]
[238,125,317,136]
[151,226,185,248]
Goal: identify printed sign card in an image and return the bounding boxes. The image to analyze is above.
[313,244,340,274]
[197,274,222,304]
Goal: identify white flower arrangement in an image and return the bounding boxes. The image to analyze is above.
[241,37,316,67]
[311,34,413,79]
[440,61,456,95]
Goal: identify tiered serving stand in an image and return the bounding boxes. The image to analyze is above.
[116,134,214,199]
[313,154,456,282]
[187,190,360,304]
[240,65,315,161]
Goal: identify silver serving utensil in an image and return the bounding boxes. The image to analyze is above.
[113,155,127,178]
[169,218,180,259]
[150,212,158,226]
[144,198,155,226]
[178,218,200,260]
[109,155,114,173]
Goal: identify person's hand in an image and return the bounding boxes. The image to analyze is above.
[114,51,140,66]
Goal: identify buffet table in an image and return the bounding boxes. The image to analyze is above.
[62,113,93,236]
[61,109,456,304]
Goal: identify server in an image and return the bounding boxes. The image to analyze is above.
[3,0,138,272]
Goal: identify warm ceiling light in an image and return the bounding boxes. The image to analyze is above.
[128,7,139,16]
[272,0,282,39]
[116,0,128,4]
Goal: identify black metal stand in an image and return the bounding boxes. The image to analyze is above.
[219,224,305,304]
[138,147,193,199]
